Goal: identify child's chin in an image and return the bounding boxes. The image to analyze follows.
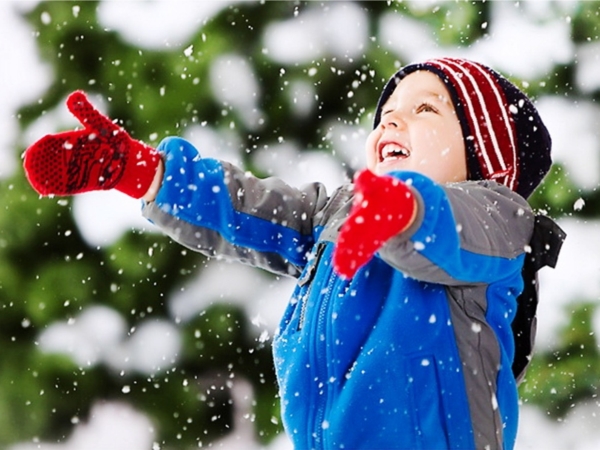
[375,160,408,175]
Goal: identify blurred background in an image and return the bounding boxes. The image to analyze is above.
[1,1,600,449]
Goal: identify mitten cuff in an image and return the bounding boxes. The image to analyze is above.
[115,139,161,199]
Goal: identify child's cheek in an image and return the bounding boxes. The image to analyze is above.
[365,130,380,170]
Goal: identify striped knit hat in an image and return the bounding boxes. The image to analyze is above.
[373,57,552,198]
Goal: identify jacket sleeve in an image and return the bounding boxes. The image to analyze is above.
[377,171,535,286]
[141,137,330,277]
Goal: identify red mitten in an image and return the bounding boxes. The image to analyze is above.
[333,169,417,279]
[23,90,160,198]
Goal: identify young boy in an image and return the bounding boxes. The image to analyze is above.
[23,57,564,449]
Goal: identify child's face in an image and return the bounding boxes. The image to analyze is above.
[366,71,467,183]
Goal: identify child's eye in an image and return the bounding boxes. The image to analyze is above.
[415,102,438,114]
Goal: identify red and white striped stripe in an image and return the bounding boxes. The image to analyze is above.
[426,58,519,191]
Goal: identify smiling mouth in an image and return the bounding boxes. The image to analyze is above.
[379,142,410,163]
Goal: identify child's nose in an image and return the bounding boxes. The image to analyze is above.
[380,111,406,130]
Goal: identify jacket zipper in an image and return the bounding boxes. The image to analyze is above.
[298,242,326,331]
[310,264,337,449]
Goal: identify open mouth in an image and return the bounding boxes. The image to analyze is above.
[379,142,410,163]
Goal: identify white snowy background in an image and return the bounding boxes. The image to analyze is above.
[3,1,600,449]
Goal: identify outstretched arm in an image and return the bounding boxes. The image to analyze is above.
[142,137,332,277]
[377,172,535,286]
[333,170,535,286]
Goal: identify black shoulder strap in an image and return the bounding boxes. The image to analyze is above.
[512,215,567,383]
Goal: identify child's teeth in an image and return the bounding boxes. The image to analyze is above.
[382,143,408,160]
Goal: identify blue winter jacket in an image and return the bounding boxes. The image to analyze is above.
[142,137,535,450]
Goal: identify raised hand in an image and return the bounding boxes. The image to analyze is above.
[333,169,417,279]
[23,91,160,199]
